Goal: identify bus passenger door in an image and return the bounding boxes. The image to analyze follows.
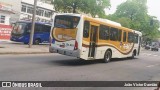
[88,25,98,58]
[122,31,127,52]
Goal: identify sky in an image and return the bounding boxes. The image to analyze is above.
[106,0,160,21]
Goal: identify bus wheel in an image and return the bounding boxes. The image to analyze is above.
[34,39,41,45]
[131,50,136,59]
[24,42,28,44]
[103,50,112,63]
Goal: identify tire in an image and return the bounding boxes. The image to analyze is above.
[24,42,28,44]
[131,51,136,59]
[103,50,112,63]
[34,39,41,45]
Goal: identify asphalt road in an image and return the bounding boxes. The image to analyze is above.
[0,50,160,90]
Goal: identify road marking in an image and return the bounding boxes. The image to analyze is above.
[147,54,152,56]
[146,64,159,68]
[141,53,159,57]
[153,55,158,57]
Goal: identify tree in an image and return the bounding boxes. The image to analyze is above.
[108,0,160,39]
[52,0,110,18]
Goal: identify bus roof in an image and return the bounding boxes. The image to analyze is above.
[134,30,142,36]
[95,18,122,27]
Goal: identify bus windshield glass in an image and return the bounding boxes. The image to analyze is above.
[12,22,27,35]
[54,15,80,29]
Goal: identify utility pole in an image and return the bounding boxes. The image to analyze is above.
[29,0,37,48]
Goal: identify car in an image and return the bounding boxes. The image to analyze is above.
[151,46,159,51]
[145,45,151,50]
[151,42,159,51]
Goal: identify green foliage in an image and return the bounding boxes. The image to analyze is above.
[52,0,110,18]
[108,0,160,39]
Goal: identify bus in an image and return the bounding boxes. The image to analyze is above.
[49,13,142,63]
[10,21,52,45]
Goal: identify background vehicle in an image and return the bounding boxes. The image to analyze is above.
[49,13,142,62]
[10,21,52,45]
[151,42,159,51]
[151,46,159,51]
[144,45,151,50]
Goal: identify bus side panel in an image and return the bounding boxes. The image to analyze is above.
[33,32,50,43]
[94,46,131,59]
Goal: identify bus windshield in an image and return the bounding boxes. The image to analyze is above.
[54,15,80,29]
[12,22,27,35]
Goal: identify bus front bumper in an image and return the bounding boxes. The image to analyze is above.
[49,46,80,57]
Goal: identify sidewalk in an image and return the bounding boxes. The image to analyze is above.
[0,40,49,55]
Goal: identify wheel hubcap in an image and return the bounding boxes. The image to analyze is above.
[106,52,110,61]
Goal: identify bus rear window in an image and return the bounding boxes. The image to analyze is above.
[54,15,80,29]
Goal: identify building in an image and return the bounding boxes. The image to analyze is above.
[20,0,54,23]
[0,0,54,24]
[0,1,15,40]
[0,0,54,40]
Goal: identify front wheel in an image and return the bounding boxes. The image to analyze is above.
[103,50,112,63]
[34,39,41,45]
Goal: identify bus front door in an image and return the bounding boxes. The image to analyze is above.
[88,25,98,58]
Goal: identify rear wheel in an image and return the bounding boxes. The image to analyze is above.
[103,50,112,63]
[34,39,41,45]
[24,42,28,44]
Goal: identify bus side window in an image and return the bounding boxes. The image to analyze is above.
[118,30,122,41]
[26,24,31,33]
[134,34,139,43]
[110,27,118,41]
[83,21,90,38]
[99,25,109,40]
[123,32,126,42]
[35,24,43,32]
[42,25,51,32]
[128,32,134,43]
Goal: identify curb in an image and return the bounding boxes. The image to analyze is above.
[0,52,50,55]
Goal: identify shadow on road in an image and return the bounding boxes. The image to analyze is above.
[51,59,101,66]
[50,57,138,66]
[111,57,138,62]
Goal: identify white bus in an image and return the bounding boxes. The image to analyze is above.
[49,13,142,63]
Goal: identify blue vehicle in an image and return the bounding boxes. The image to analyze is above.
[10,21,52,45]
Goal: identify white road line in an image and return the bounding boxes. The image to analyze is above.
[153,55,158,57]
[147,54,152,56]
[142,53,148,54]
[141,53,159,57]
[146,64,159,68]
